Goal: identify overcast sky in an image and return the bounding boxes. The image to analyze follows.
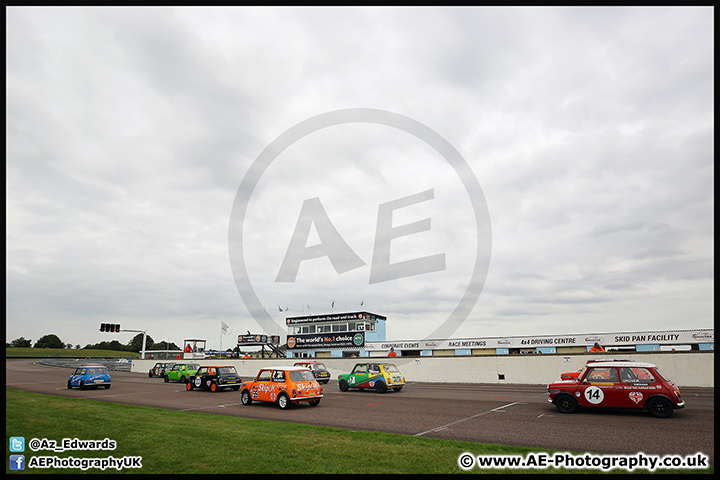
[6,7,714,351]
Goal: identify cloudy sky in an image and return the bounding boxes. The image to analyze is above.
[6,7,713,351]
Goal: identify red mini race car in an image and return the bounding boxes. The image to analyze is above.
[548,360,684,418]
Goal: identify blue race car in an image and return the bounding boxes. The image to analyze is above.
[67,364,112,389]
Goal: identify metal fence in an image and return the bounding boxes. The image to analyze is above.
[40,358,133,372]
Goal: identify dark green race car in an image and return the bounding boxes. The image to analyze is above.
[148,362,174,378]
[186,365,242,392]
[337,363,405,393]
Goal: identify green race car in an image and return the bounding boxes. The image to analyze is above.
[338,362,405,393]
[164,363,200,383]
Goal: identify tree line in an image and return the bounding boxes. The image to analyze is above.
[7,334,179,353]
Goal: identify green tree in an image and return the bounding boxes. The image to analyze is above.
[127,334,154,353]
[152,339,179,351]
[10,337,33,348]
[82,340,127,351]
[33,334,64,349]
[106,340,125,351]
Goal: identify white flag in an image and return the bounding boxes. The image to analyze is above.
[221,322,231,335]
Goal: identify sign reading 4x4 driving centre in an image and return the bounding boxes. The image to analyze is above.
[229,109,491,340]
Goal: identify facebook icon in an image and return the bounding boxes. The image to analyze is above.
[10,455,25,470]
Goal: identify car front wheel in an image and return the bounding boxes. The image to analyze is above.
[186,382,193,391]
[67,381,72,389]
[164,375,169,383]
[338,380,349,392]
[277,393,291,409]
[555,394,578,414]
[210,382,218,392]
[241,390,253,405]
[647,397,673,418]
[375,381,387,393]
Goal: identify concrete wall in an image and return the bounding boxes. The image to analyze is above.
[131,351,714,388]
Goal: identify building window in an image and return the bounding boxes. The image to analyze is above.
[332,324,347,332]
[301,325,316,334]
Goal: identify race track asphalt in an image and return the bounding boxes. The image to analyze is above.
[6,360,714,465]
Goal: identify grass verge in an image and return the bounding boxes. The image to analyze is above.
[6,348,138,359]
[5,389,712,474]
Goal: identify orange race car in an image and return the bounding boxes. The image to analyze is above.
[240,366,323,409]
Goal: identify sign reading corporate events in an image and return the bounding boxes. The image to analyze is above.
[364,329,714,351]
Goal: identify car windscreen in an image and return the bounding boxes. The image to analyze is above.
[313,364,328,372]
[288,370,316,382]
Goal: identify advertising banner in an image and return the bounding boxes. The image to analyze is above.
[364,329,713,351]
[287,332,365,350]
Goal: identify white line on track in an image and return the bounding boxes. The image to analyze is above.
[180,403,245,412]
[414,401,524,437]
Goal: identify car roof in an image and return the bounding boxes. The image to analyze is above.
[586,358,634,363]
[585,361,656,368]
[79,364,107,368]
[198,365,235,368]
[259,366,311,371]
[294,361,324,365]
